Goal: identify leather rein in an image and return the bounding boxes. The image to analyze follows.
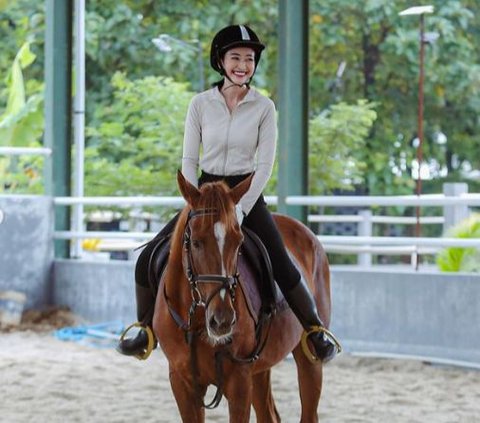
[163,207,273,409]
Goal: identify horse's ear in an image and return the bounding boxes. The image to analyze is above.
[230,173,254,205]
[177,170,201,207]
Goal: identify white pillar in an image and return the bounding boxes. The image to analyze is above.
[358,209,372,267]
[72,0,85,258]
[443,183,469,233]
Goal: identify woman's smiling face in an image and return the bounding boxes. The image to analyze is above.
[221,47,256,85]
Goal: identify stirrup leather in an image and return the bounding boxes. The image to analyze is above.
[119,322,156,360]
[300,325,342,363]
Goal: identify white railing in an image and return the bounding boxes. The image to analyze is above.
[308,215,445,224]
[309,211,443,265]
[4,148,475,265]
[52,186,480,267]
[295,186,480,266]
[0,146,52,156]
[54,196,186,206]
[6,148,479,266]
[286,193,480,207]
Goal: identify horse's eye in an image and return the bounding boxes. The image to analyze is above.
[192,240,202,249]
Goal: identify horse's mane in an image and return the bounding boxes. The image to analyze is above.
[170,181,239,260]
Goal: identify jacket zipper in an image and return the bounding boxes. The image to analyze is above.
[223,107,234,175]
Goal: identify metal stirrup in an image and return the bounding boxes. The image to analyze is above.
[300,325,342,364]
[119,322,156,361]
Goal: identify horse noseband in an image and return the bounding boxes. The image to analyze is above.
[189,274,239,308]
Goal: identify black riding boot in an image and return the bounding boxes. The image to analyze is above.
[116,284,157,357]
[284,281,339,363]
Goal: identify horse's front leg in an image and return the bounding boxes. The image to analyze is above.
[224,366,253,423]
[252,370,281,423]
[169,368,206,423]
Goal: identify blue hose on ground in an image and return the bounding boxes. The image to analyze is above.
[54,321,125,348]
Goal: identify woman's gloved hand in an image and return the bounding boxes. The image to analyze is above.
[235,204,245,226]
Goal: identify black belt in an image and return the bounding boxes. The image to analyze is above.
[199,171,252,189]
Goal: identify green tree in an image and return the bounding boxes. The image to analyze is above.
[2,0,479,200]
[309,0,480,195]
[84,0,278,126]
[0,41,44,193]
[85,72,193,200]
[308,100,377,194]
[0,42,43,147]
[0,0,44,102]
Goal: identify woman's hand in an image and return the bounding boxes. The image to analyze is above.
[235,204,245,225]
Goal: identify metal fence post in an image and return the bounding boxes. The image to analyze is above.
[277,0,309,222]
[358,210,372,266]
[44,0,73,258]
[443,183,469,233]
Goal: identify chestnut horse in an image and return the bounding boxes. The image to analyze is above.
[153,171,335,423]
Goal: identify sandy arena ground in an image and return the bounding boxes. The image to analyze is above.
[0,309,479,422]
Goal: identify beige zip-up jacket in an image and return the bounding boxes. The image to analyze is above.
[181,86,277,215]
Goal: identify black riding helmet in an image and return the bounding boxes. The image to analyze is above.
[210,25,265,74]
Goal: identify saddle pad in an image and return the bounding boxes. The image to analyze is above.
[237,254,262,324]
[237,231,289,324]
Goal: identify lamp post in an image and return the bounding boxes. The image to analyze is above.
[152,34,204,92]
[399,5,435,268]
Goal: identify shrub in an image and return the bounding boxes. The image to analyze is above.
[436,213,480,273]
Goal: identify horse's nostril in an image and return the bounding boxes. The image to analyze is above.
[208,310,236,336]
[209,315,218,330]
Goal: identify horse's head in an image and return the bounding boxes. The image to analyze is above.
[177,171,252,345]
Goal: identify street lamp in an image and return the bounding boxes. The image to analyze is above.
[152,34,204,92]
[399,5,435,267]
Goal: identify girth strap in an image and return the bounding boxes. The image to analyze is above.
[189,331,226,410]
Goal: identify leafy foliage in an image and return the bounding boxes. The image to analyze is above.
[309,0,480,195]
[0,42,43,147]
[308,100,377,194]
[1,0,479,201]
[84,0,279,123]
[85,72,193,198]
[436,214,480,273]
[0,41,44,193]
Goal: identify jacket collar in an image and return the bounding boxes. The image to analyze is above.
[209,86,257,104]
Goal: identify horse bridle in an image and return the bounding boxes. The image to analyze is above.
[183,208,240,309]
[164,206,271,410]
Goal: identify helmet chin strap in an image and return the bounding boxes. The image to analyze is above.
[222,73,250,89]
[220,64,259,89]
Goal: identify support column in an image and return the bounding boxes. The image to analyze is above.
[277,0,308,221]
[358,210,373,267]
[44,0,73,258]
[443,183,469,233]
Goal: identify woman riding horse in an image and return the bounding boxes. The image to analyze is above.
[117,24,338,363]
[155,172,338,421]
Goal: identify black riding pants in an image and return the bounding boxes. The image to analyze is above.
[135,172,301,292]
